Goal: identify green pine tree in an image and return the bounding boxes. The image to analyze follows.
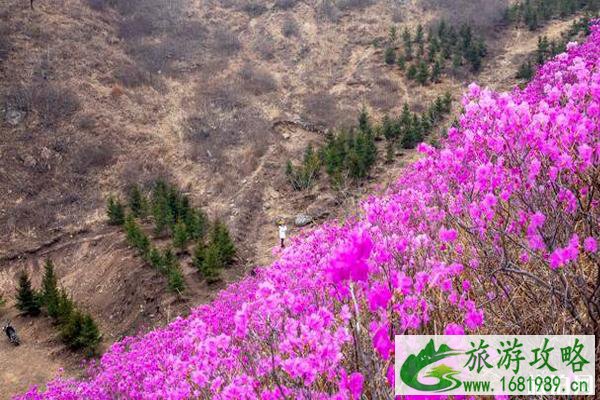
[442,91,453,113]
[77,313,101,355]
[151,181,170,235]
[167,266,185,293]
[358,106,371,133]
[172,221,189,251]
[402,28,413,60]
[61,310,84,348]
[211,221,236,266]
[381,115,395,141]
[124,215,150,257]
[16,271,41,316]
[385,141,394,164]
[536,35,550,64]
[148,246,164,271]
[416,61,429,85]
[452,52,462,70]
[415,24,424,44]
[396,54,406,71]
[128,184,147,219]
[192,242,206,271]
[199,243,221,284]
[516,60,534,80]
[162,247,178,273]
[184,209,207,240]
[41,260,60,318]
[56,289,75,326]
[106,196,125,226]
[431,60,442,83]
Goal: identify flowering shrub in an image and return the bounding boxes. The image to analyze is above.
[17,21,600,400]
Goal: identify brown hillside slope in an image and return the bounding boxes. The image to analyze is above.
[0,0,585,397]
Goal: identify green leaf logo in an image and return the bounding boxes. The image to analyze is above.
[400,339,463,392]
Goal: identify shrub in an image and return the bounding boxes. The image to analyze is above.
[86,0,107,11]
[275,0,297,9]
[239,64,278,95]
[71,141,115,174]
[317,0,341,22]
[118,14,155,40]
[424,0,508,31]
[286,144,321,190]
[516,60,534,80]
[114,64,153,88]
[212,27,241,56]
[3,85,31,112]
[282,17,300,38]
[30,82,80,127]
[240,1,268,16]
[15,271,41,316]
[336,0,373,11]
[302,91,339,127]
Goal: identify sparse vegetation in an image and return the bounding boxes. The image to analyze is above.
[505,0,599,30]
[240,1,268,17]
[275,0,297,9]
[192,220,236,284]
[16,271,41,317]
[282,17,300,38]
[287,94,453,190]
[107,181,235,288]
[387,21,488,83]
[516,16,593,82]
[239,64,278,95]
[13,262,101,354]
[212,27,242,56]
[424,0,509,30]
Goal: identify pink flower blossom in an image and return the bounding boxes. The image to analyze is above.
[444,323,465,335]
[584,237,598,253]
[439,227,458,242]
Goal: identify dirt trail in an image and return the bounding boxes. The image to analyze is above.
[0,310,80,400]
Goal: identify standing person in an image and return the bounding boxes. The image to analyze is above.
[278,220,287,248]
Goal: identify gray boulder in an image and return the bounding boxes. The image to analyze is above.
[5,109,25,126]
[294,213,313,227]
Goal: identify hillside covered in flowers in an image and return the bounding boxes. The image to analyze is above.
[18,21,600,400]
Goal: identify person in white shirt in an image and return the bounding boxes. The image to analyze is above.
[278,222,287,248]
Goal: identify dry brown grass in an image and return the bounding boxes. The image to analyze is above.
[0,0,578,396]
